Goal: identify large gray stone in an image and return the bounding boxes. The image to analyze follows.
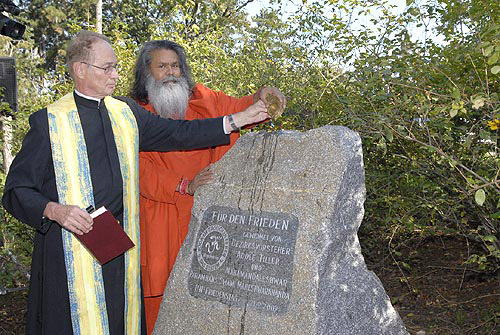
[153,126,408,335]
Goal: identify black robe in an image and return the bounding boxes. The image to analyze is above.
[2,93,229,335]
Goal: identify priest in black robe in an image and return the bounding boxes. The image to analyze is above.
[2,30,270,335]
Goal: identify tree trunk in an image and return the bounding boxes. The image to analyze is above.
[96,0,103,34]
[1,116,13,174]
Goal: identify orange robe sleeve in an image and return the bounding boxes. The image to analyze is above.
[193,86,254,161]
[139,152,181,204]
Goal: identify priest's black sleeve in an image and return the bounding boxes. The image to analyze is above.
[2,110,55,233]
[118,97,230,152]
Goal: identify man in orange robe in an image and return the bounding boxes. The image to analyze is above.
[130,40,286,334]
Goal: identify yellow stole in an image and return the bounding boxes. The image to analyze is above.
[47,93,140,335]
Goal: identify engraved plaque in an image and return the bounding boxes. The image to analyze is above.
[188,205,299,315]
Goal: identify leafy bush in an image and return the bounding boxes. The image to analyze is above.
[0,0,499,291]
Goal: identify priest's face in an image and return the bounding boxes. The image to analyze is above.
[146,48,189,119]
[78,39,119,99]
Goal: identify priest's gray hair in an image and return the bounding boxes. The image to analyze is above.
[66,30,111,79]
[131,40,195,104]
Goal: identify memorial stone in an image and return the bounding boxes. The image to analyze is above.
[153,126,409,335]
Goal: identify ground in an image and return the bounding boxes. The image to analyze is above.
[0,236,498,334]
[361,235,500,335]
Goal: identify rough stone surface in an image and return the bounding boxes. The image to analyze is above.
[153,126,408,335]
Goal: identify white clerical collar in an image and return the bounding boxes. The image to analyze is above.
[74,89,102,105]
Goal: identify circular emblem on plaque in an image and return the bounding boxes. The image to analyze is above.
[196,224,229,272]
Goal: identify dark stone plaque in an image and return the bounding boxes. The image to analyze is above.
[188,205,299,315]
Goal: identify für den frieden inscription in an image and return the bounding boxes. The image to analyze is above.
[188,206,299,315]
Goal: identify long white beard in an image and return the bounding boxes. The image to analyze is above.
[146,75,189,120]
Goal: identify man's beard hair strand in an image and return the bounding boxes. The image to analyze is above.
[146,75,190,119]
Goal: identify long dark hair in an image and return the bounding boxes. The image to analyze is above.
[131,40,195,103]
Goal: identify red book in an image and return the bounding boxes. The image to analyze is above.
[75,206,135,265]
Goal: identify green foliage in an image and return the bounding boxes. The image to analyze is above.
[0,173,32,291]
[1,0,499,291]
[335,0,500,272]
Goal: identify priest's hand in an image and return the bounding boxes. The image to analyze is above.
[229,100,270,130]
[188,165,214,195]
[43,202,93,235]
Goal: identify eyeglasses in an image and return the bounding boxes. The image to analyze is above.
[81,61,120,74]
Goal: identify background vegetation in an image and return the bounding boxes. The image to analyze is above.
[0,0,498,332]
